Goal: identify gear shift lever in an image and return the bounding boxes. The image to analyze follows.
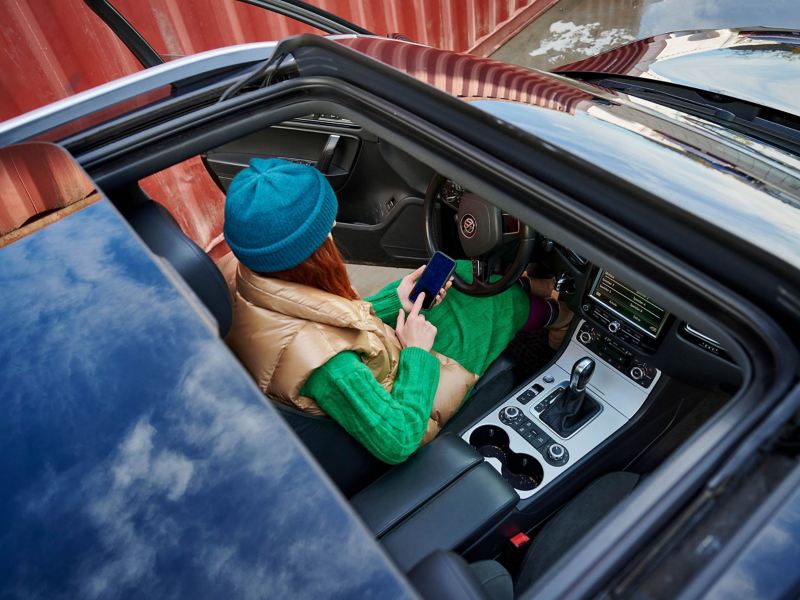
[541,357,600,437]
[569,357,595,395]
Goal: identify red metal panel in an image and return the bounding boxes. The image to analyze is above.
[0,0,554,256]
[0,142,97,237]
[1,0,551,121]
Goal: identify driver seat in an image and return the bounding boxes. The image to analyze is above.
[218,256,520,496]
[120,194,518,496]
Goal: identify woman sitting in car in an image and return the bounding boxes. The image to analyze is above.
[224,158,569,464]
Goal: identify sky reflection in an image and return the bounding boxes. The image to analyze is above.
[0,200,411,599]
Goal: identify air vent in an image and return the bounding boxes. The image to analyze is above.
[682,324,732,361]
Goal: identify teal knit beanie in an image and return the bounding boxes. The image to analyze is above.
[223,158,338,272]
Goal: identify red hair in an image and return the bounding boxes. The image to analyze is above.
[265,236,359,300]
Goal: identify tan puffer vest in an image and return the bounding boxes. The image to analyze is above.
[226,265,479,444]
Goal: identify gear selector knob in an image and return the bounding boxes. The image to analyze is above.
[569,357,595,393]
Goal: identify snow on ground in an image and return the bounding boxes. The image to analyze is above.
[527,21,636,64]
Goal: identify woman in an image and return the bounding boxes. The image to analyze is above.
[224,158,568,464]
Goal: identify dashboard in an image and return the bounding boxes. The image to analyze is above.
[578,266,739,387]
[433,177,740,387]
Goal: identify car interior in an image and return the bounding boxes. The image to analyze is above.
[100,106,745,599]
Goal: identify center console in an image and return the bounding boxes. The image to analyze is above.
[351,434,518,571]
[463,319,661,500]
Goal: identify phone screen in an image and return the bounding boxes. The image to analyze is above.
[410,252,456,309]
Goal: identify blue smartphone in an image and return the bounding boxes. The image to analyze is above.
[410,252,457,310]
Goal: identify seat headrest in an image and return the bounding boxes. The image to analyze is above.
[124,200,232,337]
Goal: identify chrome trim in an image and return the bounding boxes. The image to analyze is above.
[684,323,723,347]
[0,36,361,144]
[569,357,595,393]
[206,157,250,170]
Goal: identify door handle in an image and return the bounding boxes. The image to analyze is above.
[316,134,341,174]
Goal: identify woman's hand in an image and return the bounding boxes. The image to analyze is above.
[397,265,454,312]
[396,293,437,352]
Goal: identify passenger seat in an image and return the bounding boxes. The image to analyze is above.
[408,471,640,599]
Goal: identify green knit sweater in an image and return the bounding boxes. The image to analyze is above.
[301,260,529,464]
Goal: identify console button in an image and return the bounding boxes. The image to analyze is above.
[532,433,549,448]
[608,320,621,333]
[518,390,536,405]
[579,331,593,345]
[543,375,555,384]
[630,366,645,381]
[547,443,566,461]
[541,386,565,407]
[501,406,520,420]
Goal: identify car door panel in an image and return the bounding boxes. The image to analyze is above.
[204,122,361,193]
[203,118,432,266]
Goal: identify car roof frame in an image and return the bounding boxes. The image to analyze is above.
[0,42,282,146]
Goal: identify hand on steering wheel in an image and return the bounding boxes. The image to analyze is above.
[424,174,536,296]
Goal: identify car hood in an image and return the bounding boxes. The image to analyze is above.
[555,29,800,118]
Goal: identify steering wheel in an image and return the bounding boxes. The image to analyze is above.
[424,174,536,296]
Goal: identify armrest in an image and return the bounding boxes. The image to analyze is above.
[351,434,518,572]
[383,462,518,571]
[352,433,483,536]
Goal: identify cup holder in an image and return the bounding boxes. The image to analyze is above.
[468,425,544,491]
[468,424,509,461]
[502,452,544,491]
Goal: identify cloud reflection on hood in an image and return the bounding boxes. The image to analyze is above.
[1,201,410,599]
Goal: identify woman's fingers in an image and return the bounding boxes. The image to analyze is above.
[410,292,425,317]
[407,265,425,282]
[396,307,405,331]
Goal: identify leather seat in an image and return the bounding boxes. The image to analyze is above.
[120,189,517,495]
[123,198,232,337]
[409,550,512,600]
[407,471,639,600]
[515,471,640,591]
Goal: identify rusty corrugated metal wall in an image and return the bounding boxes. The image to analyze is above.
[0,0,553,255]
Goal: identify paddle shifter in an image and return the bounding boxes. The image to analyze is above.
[541,357,601,438]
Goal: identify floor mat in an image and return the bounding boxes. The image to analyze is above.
[627,386,730,473]
[502,329,556,384]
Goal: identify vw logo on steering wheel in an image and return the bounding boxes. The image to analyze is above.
[460,214,478,239]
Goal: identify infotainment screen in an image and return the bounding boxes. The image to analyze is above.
[590,271,668,338]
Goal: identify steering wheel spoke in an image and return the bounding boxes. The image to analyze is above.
[425,174,536,297]
[471,259,488,284]
[501,213,522,243]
